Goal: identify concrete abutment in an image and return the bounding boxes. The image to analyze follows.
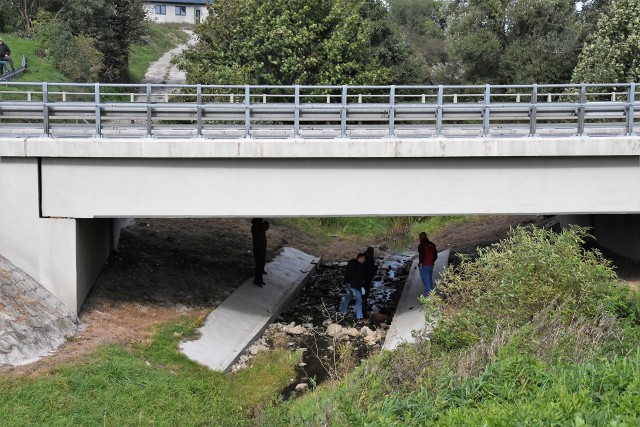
[560,214,640,261]
[0,157,113,313]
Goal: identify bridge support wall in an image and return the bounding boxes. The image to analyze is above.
[559,214,640,261]
[0,157,112,312]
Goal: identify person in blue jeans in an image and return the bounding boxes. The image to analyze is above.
[339,252,366,320]
[418,232,438,295]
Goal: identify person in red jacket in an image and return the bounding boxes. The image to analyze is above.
[418,232,438,295]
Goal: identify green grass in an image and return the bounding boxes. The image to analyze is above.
[285,216,474,245]
[129,23,193,83]
[0,35,68,82]
[0,316,301,426]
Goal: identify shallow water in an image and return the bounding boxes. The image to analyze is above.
[276,254,413,399]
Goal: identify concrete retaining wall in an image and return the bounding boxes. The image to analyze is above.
[559,214,640,261]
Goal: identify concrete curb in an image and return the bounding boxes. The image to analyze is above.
[179,247,320,372]
[382,249,450,351]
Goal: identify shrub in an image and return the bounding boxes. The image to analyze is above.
[432,226,621,351]
[32,12,103,82]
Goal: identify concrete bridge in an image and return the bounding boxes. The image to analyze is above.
[1,82,639,312]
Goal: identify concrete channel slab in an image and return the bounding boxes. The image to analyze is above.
[383,248,450,351]
[180,247,320,372]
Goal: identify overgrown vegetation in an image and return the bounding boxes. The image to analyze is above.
[255,226,640,425]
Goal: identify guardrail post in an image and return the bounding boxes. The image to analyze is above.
[146,83,153,137]
[94,83,102,137]
[244,85,251,138]
[627,83,635,135]
[389,85,396,137]
[529,84,538,136]
[577,83,586,136]
[196,84,203,138]
[42,81,49,137]
[293,85,300,138]
[483,84,490,136]
[341,85,347,138]
[436,85,443,137]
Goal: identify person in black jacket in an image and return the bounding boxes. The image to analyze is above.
[0,39,14,73]
[362,246,376,313]
[251,218,269,287]
[339,253,366,320]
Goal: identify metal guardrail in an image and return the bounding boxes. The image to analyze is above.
[0,82,638,138]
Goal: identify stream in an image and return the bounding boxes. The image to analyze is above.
[231,252,414,398]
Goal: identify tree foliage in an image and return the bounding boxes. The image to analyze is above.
[444,0,583,84]
[573,0,640,83]
[387,0,448,83]
[32,12,104,82]
[45,0,147,82]
[180,0,412,85]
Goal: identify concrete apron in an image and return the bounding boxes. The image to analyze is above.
[383,248,450,351]
[180,247,320,372]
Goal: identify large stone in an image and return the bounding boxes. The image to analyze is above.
[344,327,360,337]
[326,323,343,337]
[283,324,306,335]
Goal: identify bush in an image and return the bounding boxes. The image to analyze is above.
[432,226,622,351]
[32,12,103,82]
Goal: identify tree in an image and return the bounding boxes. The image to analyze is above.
[387,0,448,83]
[572,0,640,83]
[45,0,147,82]
[33,12,104,82]
[179,0,412,85]
[444,0,582,84]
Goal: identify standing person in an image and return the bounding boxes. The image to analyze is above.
[339,253,366,321]
[362,246,376,314]
[0,39,15,73]
[251,218,268,287]
[418,232,438,295]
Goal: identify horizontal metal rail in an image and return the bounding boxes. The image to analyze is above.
[0,82,637,138]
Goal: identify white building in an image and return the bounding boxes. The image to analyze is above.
[144,0,211,24]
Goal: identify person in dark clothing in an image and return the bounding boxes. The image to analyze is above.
[418,232,438,295]
[339,253,366,320]
[251,218,269,287]
[0,39,14,73]
[362,246,376,313]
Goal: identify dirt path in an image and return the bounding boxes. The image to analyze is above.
[141,29,195,85]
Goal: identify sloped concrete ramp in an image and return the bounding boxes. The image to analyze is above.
[0,256,78,365]
[383,248,450,351]
[180,247,320,371]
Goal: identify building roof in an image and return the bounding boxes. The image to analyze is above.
[145,0,210,4]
